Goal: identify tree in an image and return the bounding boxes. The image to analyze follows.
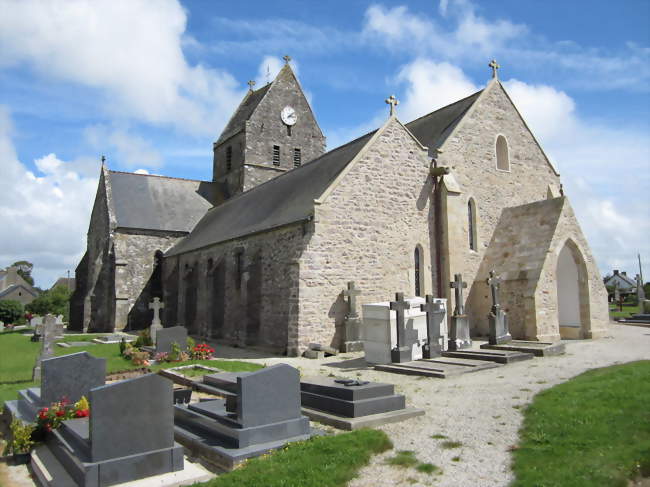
[0,300,24,324]
[26,285,71,321]
[11,261,34,286]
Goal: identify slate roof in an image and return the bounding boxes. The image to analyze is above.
[406,90,482,151]
[216,84,272,145]
[166,130,376,256]
[108,171,224,233]
[0,284,38,299]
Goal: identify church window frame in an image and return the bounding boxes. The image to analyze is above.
[495,134,510,172]
[468,198,478,251]
[293,148,301,167]
[272,145,280,166]
[226,146,232,172]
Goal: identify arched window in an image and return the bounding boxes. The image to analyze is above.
[414,246,422,296]
[468,198,477,251]
[496,135,510,171]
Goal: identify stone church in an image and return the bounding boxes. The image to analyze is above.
[69,60,609,354]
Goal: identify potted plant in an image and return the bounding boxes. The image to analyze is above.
[5,419,35,464]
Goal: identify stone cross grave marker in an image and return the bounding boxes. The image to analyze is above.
[32,314,57,381]
[420,295,445,358]
[389,292,412,363]
[450,273,468,316]
[343,281,361,319]
[149,297,164,342]
[486,270,511,345]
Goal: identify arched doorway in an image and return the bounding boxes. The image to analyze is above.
[556,242,586,339]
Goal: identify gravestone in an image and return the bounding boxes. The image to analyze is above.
[174,364,311,470]
[487,270,511,345]
[36,373,183,486]
[156,325,188,354]
[448,274,471,351]
[300,376,424,429]
[149,297,164,343]
[41,352,106,405]
[389,293,412,363]
[342,281,363,352]
[420,295,446,358]
[32,314,58,381]
[636,274,646,302]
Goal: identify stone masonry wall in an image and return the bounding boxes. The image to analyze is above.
[438,81,561,332]
[113,230,187,331]
[535,199,609,340]
[298,118,435,352]
[165,224,305,354]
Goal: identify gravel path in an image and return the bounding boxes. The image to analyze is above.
[241,322,649,487]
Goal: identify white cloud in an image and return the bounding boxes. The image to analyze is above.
[0,0,245,136]
[396,59,479,121]
[84,125,162,169]
[0,107,98,288]
[134,169,150,175]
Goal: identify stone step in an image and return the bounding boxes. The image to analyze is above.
[31,445,77,487]
[441,349,534,364]
[480,340,565,357]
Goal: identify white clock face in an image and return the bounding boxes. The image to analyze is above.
[281,106,297,126]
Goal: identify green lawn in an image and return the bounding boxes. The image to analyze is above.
[512,361,650,487]
[196,429,392,487]
[609,303,640,319]
[1,332,262,407]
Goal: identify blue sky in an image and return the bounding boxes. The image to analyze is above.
[0,0,648,288]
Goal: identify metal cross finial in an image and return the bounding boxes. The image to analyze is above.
[100,155,106,164]
[489,59,500,79]
[247,80,256,91]
[283,54,291,64]
[385,95,399,116]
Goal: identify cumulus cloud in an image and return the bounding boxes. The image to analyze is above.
[0,0,245,136]
[0,107,98,288]
[84,125,162,169]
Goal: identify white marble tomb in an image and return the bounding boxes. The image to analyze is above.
[362,297,448,364]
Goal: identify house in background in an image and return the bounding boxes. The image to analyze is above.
[0,266,39,305]
[603,270,637,301]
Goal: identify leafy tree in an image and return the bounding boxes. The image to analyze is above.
[26,285,71,321]
[0,300,24,324]
[11,260,34,286]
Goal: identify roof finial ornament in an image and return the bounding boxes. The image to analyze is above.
[559,183,564,196]
[101,155,106,164]
[489,59,500,79]
[283,54,291,65]
[266,65,271,85]
[385,94,399,116]
[247,80,256,91]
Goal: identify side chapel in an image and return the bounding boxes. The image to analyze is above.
[70,58,609,354]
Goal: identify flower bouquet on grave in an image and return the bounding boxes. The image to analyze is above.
[131,350,151,366]
[35,396,90,436]
[191,343,215,360]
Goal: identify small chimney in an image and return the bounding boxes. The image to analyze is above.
[622,271,627,276]
[613,270,619,275]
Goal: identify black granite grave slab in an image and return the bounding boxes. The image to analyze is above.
[42,352,106,405]
[156,326,188,354]
[300,391,405,417]
[300,377,394,401]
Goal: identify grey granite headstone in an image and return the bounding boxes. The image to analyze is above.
[236,363,301,428]
[32,314,57,381]
[156,325,188,354]
[41,352,106,405]
[90,373,175,461]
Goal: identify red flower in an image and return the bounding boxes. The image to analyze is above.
[55,410,65,417]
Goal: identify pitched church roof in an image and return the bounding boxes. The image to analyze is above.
[107,171,224,233]
[166,90,488,256]
[166,131,375,256]
[406,90,483,151]
[216,84,272,145]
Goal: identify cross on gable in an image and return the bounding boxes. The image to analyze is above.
[489,59,500,79]
[247,80,256,90]
[385,94,399,116]
[283,54,291,64]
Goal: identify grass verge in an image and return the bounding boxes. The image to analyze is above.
[512,360,650,487]
[196,429,392,487]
